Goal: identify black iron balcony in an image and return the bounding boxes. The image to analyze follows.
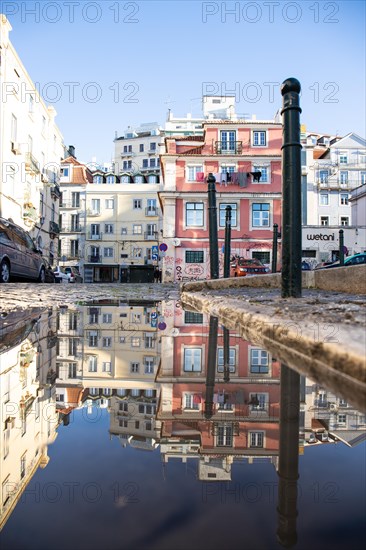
[51,185,62,199]
[61,225,82,233]
[144,231,158,240]
[49,221,60,235]
[215,141,243,154]
[88,255,101,263]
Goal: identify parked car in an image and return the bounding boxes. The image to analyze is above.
[0,217,46,283]
[64,266,83,283]
[53,266,69,283]
[230,258,269,277]
[317,253,366,269]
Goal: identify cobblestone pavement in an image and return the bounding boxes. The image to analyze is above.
[0,283,180,311]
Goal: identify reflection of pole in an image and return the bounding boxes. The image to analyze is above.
[204,316,218,419]
[208,173,219,279]
[224,205,232,278]
[223,326,230,383]
[272,223,278,273]
[339,229,344,266]
[277,363,300,548]
[281,78,302,298]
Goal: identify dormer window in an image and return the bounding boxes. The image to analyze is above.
[94,175,103,184]
[106,175,115,184]
[60,167,69,178]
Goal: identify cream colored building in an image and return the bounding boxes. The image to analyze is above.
[0,15,64,264]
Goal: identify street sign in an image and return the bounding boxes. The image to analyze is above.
[152,245,158,254]
[159,243,168,252]
[152,254,158,261]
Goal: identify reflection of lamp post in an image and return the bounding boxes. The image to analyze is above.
[276,363,300,548]
[204,316,218,419]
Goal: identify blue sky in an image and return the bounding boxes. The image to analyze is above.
[4,0,366,164]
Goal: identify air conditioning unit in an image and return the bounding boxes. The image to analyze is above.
[11,141,21,154]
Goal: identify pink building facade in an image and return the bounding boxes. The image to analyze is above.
[159,120,283,282]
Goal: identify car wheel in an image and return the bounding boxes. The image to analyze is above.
[38,267,46,283]
[0,260,11,283]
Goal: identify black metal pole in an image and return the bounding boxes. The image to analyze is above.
[276,363,300,548]
[272,223,278,273]
[281,78,302,298]
[339,229,344,266]
[223,326,230,383]
[207,173,219,279]
[224,205,232,278]
[204,316,218,419]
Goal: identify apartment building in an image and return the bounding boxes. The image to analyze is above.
[113,122,162,175]
[0,15,64,264]
[159,116,282,282]
[59,155,93,276]
[0,308,58,530]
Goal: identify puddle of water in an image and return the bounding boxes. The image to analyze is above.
[0,301,365,550]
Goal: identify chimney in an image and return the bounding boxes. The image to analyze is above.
[68,145,76,158]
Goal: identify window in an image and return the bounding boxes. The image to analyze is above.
[360,172,366,185]
[144,334,155,349]
[340,171,348,185]
[252,165,269,183]
[68,363,77,378]
[339,154,348,164]
[252,251,270,264]
[186,250,204,263]
[250,349,269,373]
[340,216,349,226]
[319,170,329,183]
[186,202,204,226]
[320,216,329,226]
[252,203,270,227]
[184,393,200,410]
[121,227,127,235]
[142,159,148,168]
[220,131,236,152]
[184,311,203,324]
[249,431,264,448]
[103,337,112,348]
[146,223,157,237]
[88,331,98,347]
[88,356,97,372]
[320,193,329,205]
[187,165,204,182]
[91,224,100,238]
[120,336,126,343]
[133,224,142,235]
[253,131,267,146]
[103,313,112,323]
[106,175,115,184]
[144,357,155,374]
[93,175,103,184]
[217,425,233,446]
[139,144,144,152]
[68,338,78,356]
[71,192,80,208]
[123,161,132,170]
[105,199,114,209]
[102,362,112,373]
[105,224,114,234]
[133,199,142,209]
[149,142,156,151]
[28,95,34,113]
[131,337,140,348]
[249,393,268,412]
[91,199,100,213]
[217,348,236,373]
[130,362,139,373]
[337,414,346,425]
[104,247,114,257]
[150,159,156,168]
[133,248,142,258]
[119,419,128,428]
[184,348,202,372]
[219,203,237,227]
[131,312,141,323]
[340,193,349,205]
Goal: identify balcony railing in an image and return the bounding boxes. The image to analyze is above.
[49,221,60,235]
[145,207,159,216]
[51,185,62,199]
[88,255,101,263]
[87,209,101,216]
[215,141,243,154]
[60,200,81,209]
[120,151,136,157]
[61,225,82,233]
[87,232,102,240]
[144,231,158,240]
[25,152,40,174]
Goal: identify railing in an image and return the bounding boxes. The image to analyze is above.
[87,209,101,216]
[88,255,101,263]
[25,152,40,173]
[317,179,353,189]
[215,141,243,154]
[145,207,159,216]
[120,151,136,157]
[87,232,102,240]
[144,232,158,240]
[49,221,60,234]
[61,225,82,233]
[60,200,81,208]
[51,185,62,199]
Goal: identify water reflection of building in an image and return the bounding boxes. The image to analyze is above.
[0,309,58,530]
[157,302,281,480]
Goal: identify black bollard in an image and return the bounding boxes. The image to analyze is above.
[223,326,230,383]
[339,229,344,266]
[204,316,218,419]
[272,223,279,273]
[224,205,232,278]
[281,78,302,298]
[207,173,219,279]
